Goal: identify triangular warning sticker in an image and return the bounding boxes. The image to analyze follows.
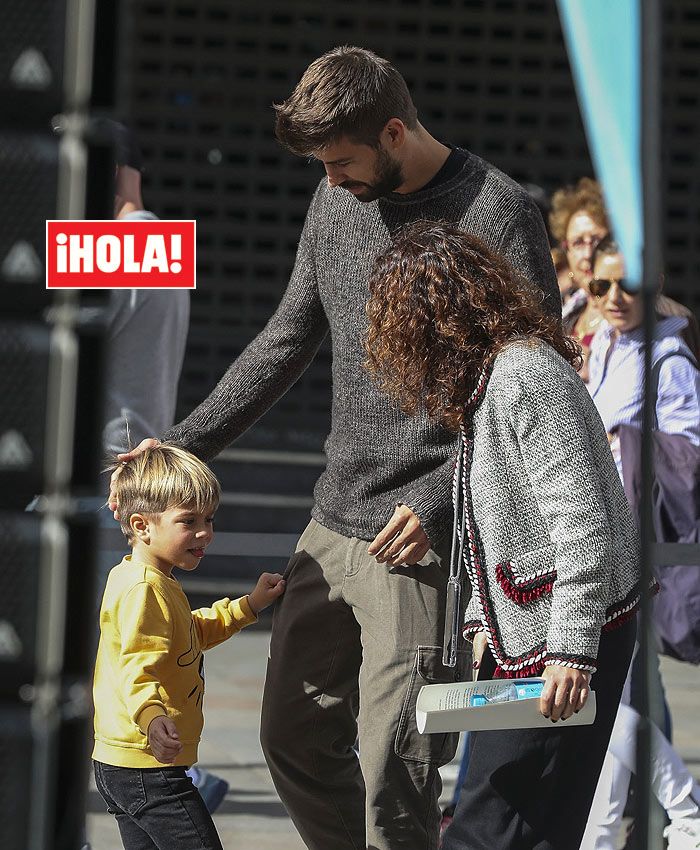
[1,241,43,282]
[10,48,52,90]
[0,621,22,660]
[0,430,33,469]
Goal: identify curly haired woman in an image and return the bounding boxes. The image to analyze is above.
[549,177,610,380]
[365,220,648,850]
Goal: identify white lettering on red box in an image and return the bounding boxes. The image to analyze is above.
[55,232,183,274]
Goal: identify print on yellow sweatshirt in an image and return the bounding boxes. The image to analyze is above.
[93,556,256,768]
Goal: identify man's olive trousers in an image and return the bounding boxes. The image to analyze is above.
[260,519,470,850]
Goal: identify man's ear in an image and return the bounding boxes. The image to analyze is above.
[130,513,150,543]
[383,118,406,150]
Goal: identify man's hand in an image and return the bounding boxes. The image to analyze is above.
[147,715,182,763]
[539,665,591,722]
[471,632,488,680]
[248,573,286,614]
[368,504,431,566]
[114,164,144,219]
[108,437,160,517]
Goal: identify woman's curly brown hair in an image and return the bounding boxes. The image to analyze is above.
[364,220,582,432]
[549,177,610,244]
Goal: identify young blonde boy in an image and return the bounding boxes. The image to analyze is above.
[92,444,285,850]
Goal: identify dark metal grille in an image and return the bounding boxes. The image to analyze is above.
[0,322,52,507]
[664,3,700,313]
[117,0,699,450]
[0,706,32,850]
[0,514,42,696]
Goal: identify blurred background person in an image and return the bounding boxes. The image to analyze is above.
[551,245,577,305]
[582,237,700,850]
[103,125,191,458]
[549,177,611,379]
[587,237,699,480]
[521,182,578,308]
[550,178,699,382]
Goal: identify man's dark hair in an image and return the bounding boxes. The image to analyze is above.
[274,46,418,156]
[592,236,621,265]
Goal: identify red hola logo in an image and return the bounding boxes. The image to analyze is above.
[46,220,196,288]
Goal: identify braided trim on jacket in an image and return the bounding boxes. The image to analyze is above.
[463,619,485,639]
[495,560,556,604]
[602,577,659,632]
[493,656,548,678]
[543,652,597,673]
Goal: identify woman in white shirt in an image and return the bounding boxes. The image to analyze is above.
[587,239,700,473]
[583,238,700,850]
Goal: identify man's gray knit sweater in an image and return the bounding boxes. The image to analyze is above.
[165,151,560,545]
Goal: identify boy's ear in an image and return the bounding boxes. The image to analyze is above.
[130,513,150,543]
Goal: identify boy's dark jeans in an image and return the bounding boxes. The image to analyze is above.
[93,761,223,850]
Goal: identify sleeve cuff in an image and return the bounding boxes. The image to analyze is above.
[462,620,485,641]
[543,655,597,675]
[230,594,258,626]
[136,705,167,736]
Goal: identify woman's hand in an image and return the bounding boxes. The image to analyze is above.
[472,632,488,680]
[539,665,591,722]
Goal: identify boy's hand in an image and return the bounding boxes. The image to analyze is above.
[248,573,286,614]
[539,665,591,722]
[147,715,182,763]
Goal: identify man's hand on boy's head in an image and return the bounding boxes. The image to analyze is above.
[248,572,286,614]
[108,437,161,518]
[147,715,182,763]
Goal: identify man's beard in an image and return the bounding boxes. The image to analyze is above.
[340,148,404,202]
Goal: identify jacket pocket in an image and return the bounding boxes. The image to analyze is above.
[496,543,557,605]
[394,645,469,765]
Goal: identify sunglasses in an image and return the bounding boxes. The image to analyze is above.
[589,278,637,298]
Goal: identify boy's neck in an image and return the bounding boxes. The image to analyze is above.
[131,542,174,577]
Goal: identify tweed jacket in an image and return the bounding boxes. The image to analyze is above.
[457,338,643,676]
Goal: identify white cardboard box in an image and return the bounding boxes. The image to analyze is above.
[416,677,597,733]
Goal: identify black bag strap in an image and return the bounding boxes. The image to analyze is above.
[649,350,698,430]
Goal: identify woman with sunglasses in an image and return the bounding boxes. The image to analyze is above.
[364,220,644,850]
[549,180,699,380]
[583,237,700,850]
[587,237,700,478]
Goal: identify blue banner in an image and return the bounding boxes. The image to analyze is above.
[557,0,642,287]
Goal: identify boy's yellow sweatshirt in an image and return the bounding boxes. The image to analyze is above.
[92,556,256,768]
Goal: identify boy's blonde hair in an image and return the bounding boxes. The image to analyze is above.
[111,443,221,543]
